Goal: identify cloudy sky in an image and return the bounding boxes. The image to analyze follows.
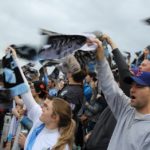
[0,0,150,60]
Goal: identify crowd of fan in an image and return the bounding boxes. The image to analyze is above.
[0,34,150,150]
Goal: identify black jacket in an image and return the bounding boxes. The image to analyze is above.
[85,107,116,150]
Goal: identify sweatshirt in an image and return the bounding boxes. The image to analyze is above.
[97,58,150,150]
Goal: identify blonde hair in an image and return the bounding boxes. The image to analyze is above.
[51,98,76,150]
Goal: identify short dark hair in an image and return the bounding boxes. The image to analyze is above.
[88,72,97,81]
[72,70,86,83]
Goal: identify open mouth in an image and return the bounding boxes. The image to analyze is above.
[130,95,136,103]
[131,95,136,99]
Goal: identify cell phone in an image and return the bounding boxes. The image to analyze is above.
[21,129,28,136]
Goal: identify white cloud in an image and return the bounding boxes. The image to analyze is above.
[0,0,150,60]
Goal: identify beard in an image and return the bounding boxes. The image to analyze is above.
[130,100,147,110]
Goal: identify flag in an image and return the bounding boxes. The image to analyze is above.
[13,45,38,60]
[39,59,60,67]
[38,35,87,60]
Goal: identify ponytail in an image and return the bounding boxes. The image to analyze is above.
[52,119,76,150]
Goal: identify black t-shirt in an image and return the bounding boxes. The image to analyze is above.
[58,84,83,117]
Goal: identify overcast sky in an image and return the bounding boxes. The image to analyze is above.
[0,0,150,60]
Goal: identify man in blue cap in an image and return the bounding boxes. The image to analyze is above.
[90,38,150,150]
[125,71,150,110]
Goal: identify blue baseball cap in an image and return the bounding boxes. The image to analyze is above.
[125,71,150,86]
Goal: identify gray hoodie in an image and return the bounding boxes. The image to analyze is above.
[97,59,150,150]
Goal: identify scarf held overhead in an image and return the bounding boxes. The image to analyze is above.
[2,52,28,96]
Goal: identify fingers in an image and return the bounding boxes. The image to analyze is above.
[18,133,26,148]
[101,34,112,44]
[5,46,17,58]
[87,38,105,60]
[18,133,26,143]
[87,37,103,47]
[19,133,26,139]
[9,46,17,58]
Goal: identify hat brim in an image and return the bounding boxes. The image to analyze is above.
[124,76,148,86]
